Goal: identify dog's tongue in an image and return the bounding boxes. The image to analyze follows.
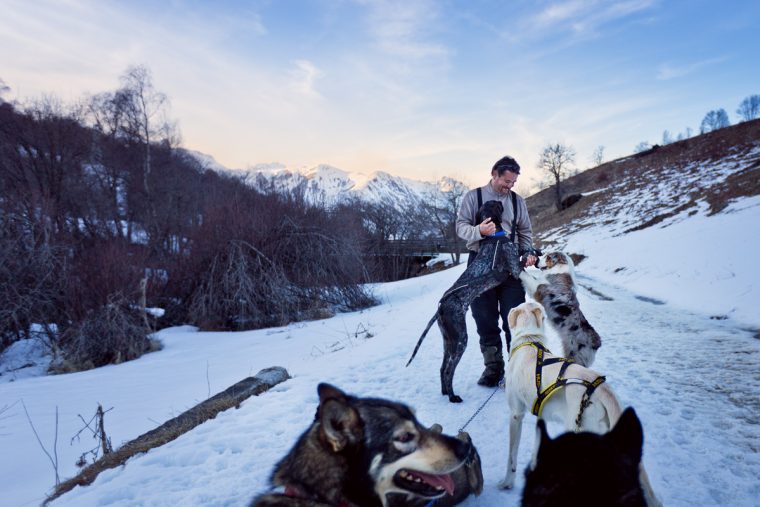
[417,472,455,496]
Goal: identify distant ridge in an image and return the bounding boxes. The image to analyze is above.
[183,150,467,213]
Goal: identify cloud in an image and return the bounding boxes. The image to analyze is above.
[359,0,449,60]
[656,57,728,80]
[521,0,659,40]
[289,60,324,98]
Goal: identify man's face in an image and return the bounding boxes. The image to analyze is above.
[491,170,518,194]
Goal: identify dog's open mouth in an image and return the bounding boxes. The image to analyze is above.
[393,469,455,497]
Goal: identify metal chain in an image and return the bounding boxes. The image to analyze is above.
[458,378,505,433]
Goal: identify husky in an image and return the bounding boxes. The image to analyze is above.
[522,408,650,507]
[499,302,661,506]
[407,200,531,403]
[387,424,483,507]
[519,251,601,367]
[251,383,473,507]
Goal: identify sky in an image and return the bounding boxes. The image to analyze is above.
[1,0,759,188]
[2,188,759,506]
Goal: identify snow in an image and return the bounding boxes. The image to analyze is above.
[563,195,760,329]
[1,195,759,506]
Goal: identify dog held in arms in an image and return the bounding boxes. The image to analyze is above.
[522,407,651,507]
[406,200,530,403]
[251,383,483,507]
[499,302,661,506]
[519,251,601,367]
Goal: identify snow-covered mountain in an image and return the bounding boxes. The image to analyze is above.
[185,150,465,211]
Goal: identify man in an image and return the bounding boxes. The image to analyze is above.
[455,156,537,387]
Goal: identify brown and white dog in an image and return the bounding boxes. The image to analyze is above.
[252,384,475,507]
[519,251,601,367]
[499,302,661,507]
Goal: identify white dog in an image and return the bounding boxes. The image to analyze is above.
[499,302,661,507]
[519,251,601,367]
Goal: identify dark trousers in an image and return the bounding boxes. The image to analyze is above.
[468,251,525,353]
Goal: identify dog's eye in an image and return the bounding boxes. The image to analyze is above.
[395,431,416,443]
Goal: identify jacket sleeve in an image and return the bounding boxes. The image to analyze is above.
[515,195,533,252]
[456,190,483,246]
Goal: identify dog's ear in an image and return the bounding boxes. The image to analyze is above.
[317,382,347,403]
[606,407,643,464]
[530,419,551,471]
[531,304,545,327]
[429,423,443,434]
[319,397,363,453]
[507,306,521,331]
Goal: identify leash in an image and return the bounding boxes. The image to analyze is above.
[458,378,504,433]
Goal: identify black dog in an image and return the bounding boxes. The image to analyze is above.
[522,407,650,507]
[252,384,472,507]
[407,200,530,403]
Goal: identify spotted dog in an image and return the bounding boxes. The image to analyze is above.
[406,200,528,403]
[519,251,601,367]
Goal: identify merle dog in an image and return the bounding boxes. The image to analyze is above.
[406,200,529,403]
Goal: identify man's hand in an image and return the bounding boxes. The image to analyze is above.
[524,255,537,267]
[479,218,496,236]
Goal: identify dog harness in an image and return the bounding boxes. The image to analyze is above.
[509,341,606,423]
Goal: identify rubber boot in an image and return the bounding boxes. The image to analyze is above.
[477,345,505,387]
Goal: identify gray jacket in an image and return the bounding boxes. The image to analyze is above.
[455,182,533,252]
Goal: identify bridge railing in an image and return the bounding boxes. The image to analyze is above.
[364,239,468,256]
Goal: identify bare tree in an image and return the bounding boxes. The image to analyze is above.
[736,94,760,122]
[591,145,605,167]
[538,142,576,211]
[119,65,171,196]
[700,108,730,134]
[662,130,673,145]
[422,177,468,264]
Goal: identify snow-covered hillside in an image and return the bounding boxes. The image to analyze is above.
[531,123,760,329]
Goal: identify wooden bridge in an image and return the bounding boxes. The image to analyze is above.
[366,239,468,257]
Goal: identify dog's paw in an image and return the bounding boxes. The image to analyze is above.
[448,394,463,403]
[497,478,514,490]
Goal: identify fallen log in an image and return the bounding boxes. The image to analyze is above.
[45,366,290,504]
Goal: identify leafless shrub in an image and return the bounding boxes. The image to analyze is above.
[52,293,152,373]
[189,240,298,330]
[0,236,65,353]
[72,404,113,468]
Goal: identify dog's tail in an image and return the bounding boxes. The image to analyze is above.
[594,383,623,428]
[406,313,439,366]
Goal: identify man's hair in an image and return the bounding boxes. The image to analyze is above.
[492,156,520,175]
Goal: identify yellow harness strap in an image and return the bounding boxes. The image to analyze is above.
[509,341,606,418]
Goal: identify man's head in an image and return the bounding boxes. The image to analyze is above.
[491,156,520,194]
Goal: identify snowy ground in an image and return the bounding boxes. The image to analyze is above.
[1,196,759,507]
